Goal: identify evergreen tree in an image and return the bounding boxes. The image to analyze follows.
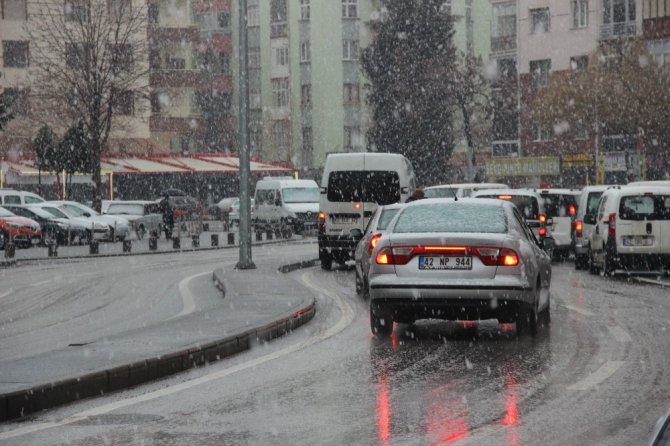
[362,0,457,185]
[0,91,14,131]
[57,121,93,195]
[33,126,58,195]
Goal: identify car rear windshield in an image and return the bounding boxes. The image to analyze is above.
[377,208,400,230]
[107,204,144,215]
[540,193,578,218]
[327,171,400,205]
[393,203,507,233]
[424,187,456,198]
[283,187,320,203]
[476,195,539,220]
[619,195,670,220]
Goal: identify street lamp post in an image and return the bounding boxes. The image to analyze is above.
[236,0,255,270]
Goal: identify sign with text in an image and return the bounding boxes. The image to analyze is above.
[561,153,594,168]
[604,153,627,172]
[486,157,561,177]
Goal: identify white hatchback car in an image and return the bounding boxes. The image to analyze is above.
[586,185,670,275]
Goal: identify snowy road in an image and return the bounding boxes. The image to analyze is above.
[0,249,669,445]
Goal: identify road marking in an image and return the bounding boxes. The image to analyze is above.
[168,272,211,321]
[0,289,13,300]
[608,326,632,343]
[567,360,626,391]
[563,304,595,317]
[0,268,354,441]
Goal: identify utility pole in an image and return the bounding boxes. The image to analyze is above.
[236,0,255,270]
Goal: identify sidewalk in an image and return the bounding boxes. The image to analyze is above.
[0,257,319,422]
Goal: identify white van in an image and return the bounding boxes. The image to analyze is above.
[253,177,320,234]
[318,153,416,270]
[424,182,508,198]
[538,188,581,259]
[586,185,670,275]
[573,185,616,270]
[0,189,46,205]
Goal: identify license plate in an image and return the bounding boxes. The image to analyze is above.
[333,217,357,224]
[419,256,472,270]
[623,236,654,246]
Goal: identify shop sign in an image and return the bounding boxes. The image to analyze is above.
[604,153,627,172]
[561,153,593,168]
[486,157,560,177]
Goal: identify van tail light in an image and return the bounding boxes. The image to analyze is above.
[369,233,382,254]
[374,246,520,267]
[173,209,186,218]
[575,220,583,238]
[539,214,547,224]
[608,213,616,238]
[539,227,547,237]
[319,212,326,233]
[569,204,576,216]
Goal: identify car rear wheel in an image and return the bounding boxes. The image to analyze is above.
[517,284,539,337]
[588,246,600,275]
[355,269,363,294]
[575,254,588,270]
[370,310,393,337]
[136,225,146,240]
[320,252,332,271]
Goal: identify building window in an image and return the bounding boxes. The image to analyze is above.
[113,90,134,116]
[247,4,259,26]
[2,40,28,68]
[271,120,291,149]
[250,89,261,110]
[302,126,313,165]
[570,55,588,72]
[300,0,310,20]
[1,0,27,20]
[150,92,162,113]
[64,0,90,22]
[530,59,551,88]
[644,0,670,19]
[602,0,636,37]
[112,44,132,72]
[166,55,186,70]
[217,11,230,28]
[530,8,550,34]
[342,0,357,18]
[271,78,289,107]
[344,126,361,150]
[491,3,516,52]
[3,88,28,115]
[648,39,670,65]
[343,83,360,105]
[300,41,310,63]
[492,141,519,157]
[342,40,359,61]
[274,46,289,67]
[575,121,589,139]
[301,84,311,108]
[533,123,551,141]
[248,47,261,68]
[170,136,190,154]
[148,3,159,24]
[271,0,288,37]
[572,0,588,28]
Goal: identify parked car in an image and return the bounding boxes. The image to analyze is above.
[424,183,509,199]
[538,188,581,260]
[104,201,162,240]
[33,203,110,243]
[353,203,404,299]
[472,189,552,247]
[0,189,46,206]
[2,205,71,246]
[48,201,132,241]
[586,185,670,275]
[573,185,616,270]
[367,198,553,337]
[0,206,43,249]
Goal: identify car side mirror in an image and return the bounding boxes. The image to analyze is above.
[583,214,596,225]
[83,212,91,217]
[541,236,555,252]
[546,217,553,226]
[350,228,363,239]
[320,187,326,194]
[275,199,281,207]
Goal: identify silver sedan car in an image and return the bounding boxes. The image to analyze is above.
[368,198,553,337]
[353,203,404,298]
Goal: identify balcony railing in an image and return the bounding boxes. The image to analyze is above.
[490,36,516,53]
[600,22,637,39]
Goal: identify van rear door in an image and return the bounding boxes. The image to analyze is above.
[617,193,664,254]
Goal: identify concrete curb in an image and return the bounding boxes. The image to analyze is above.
[1,260,320,422]
[0,259,16,268]
[632,276,670,287]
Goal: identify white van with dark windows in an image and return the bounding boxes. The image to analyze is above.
[318,153,416,270]
[253,177,320,235]
[0,189,46,206]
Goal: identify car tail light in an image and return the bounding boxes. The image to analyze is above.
[471,247,499,266]
[375,248,392,265]
[569,204,576,216]
[498,195,513,200]
[173,209,186,217]
[539,214,547,224]
[500,248,519,266]
[354,203,362,210]
[373,246,420,265]
[374,245,521,267]
[575,220,583,238]
[369,233,382,254]
[319,212,326,234]
[608,213,616,238]
[539,227,547,237]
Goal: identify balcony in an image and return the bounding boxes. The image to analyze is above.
[600,22,637,39]
[490,36,516,53]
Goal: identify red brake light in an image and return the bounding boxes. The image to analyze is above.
[539,214,547,224]
[500,248,519,266]
[575,220,583,238]
[608,213,616,237]
[375,248,392,265]
[471,247,499,265]
[369,234,382,254]
[422,246,467,254]
[318,211,325,221]
[539,227,547,237]
[569,204,576,216]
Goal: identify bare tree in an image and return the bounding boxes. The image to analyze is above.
[27,0,149,210]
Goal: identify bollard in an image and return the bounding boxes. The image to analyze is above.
[172,236,180,249]
[227,232,235,245]
[266,230,273,241]
[256,231,263,242]
[48,242,58,257]
[148,235,158,251]
[4,242,15,259]
[203,222,209,232]
[275,228,282,239]
[89,240,99,255]
[122,240,132,253]
[211,233,219,247]
[192,235,200,248]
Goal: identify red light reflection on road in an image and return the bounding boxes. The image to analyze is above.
[377,373,391,446]
[426,390,470,445]
[501,375,520,446]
